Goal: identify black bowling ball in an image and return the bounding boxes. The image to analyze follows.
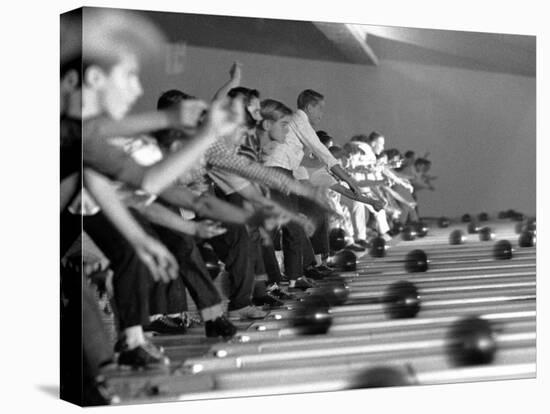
[467,222,480,234]
[318,276,350,307]
[329,228,347,252]
[291,295,332,335]
[404,249,429,273]
[331,249,357,271]
[479,227,495,241]
[446,316,497,367]
[461,214,471,223]
[518,231,536,248]
[401,226,417,241]
[477,212,489,222]
[449,229,466,245]
[369,237,387,258]
[414,222,429,238]
[438,217,450,228]
[351,365,416,389]
[493,240,513,260]
[384,281,421,319]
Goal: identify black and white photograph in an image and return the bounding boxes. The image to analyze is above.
[5,0,547,412]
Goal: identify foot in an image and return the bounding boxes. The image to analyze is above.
[173,313,203,329]
[143,316,187,335]
[290,276,317,291]
[355,239,370,249]
[117,341,169,369]
[205,315,237,339]
[252,293,284,308]
[345,242,366,252]
[228,305,268,321]
[266,283,295,300]
[303,265,328,280]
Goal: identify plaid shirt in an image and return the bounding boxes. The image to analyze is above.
[177,140,299,195]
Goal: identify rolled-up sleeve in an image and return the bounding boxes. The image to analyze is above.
[290,110,339,170]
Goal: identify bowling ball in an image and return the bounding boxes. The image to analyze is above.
[318,276,350,307]
[518,231,536,248]
[446,316,497,366]
[199,245,222,280]
[401,226,417,241]
[477,212,489,222]
[461,214,471,223]
[351,365,416,389]
[369,237,387,258]
[449,229,466,245]
[414,221,429,238]
[291,295,332,335]
[438,217,450,228]
[331,249,357,271]
[467,222,480,234]
[493,240,513,260]
[384,281,421,319]
[479,227,495,241]
[329,228,347,252]
[497,211,508,219]
[404,249,429,273]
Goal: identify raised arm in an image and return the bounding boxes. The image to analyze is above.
[212,61,242,101]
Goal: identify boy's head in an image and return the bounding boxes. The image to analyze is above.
[316,130,333,148]
[228,87,261,128]
[343,142,366,168]
[367,131,385,156]
[328,145,348,167]
[260,99,293,143]
[297,89,325,126]
[69,8,166,120]
[414,158,432,173]
[154,89,197,150]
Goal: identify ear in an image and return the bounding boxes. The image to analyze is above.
[83,65,106,89]
[261,119,272,131]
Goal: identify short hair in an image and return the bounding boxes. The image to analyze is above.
[297,89,324,110]
[414,158,431,168]
[343,142,365,156]
[260,99,292,122]
[79,8,166,73]
[383,148,402,160]
[328,145,346,159]
[350,134,370,144]
[228,87,260,106]
[367,131,384,143]
[405,150,416,159]
[316,130,333,147]
[157,89,196,110]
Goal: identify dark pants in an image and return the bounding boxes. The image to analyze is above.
[149,222,221,312]
[262,243,282,285]
[310,213,330,258]
[60,210,113,405]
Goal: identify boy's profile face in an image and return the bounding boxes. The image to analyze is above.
[371,137,385,156]
[305,99,325,126]
[247,97,262,123]
[268,115,291,143]
[97,54,143,120]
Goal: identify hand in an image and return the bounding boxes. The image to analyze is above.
[194,220,227,239]
[229,61,242,80]
[175,99,209,129]
[204,96,245,138]
[132,235,178,283]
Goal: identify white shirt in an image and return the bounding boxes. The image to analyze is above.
[263,109,338,179]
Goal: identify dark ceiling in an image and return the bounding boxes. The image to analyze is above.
[140,9,536,77]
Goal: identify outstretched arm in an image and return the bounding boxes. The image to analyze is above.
[83,168,178,283]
